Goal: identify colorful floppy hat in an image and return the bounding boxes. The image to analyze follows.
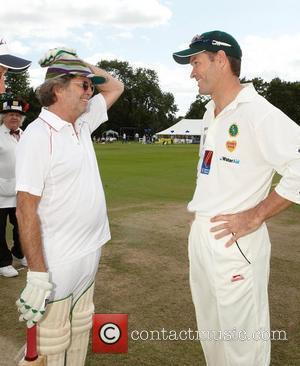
[39,47,106,85]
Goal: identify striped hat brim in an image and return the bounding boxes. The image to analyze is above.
[45,57,106,84]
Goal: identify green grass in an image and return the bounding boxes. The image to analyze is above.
[96,143,199,206]
[1,142,299,366]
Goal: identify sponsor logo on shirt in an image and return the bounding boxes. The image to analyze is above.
[220,156,240,164]
[226,140,237,152]
[201,150,213,174]
[229,123,239,137]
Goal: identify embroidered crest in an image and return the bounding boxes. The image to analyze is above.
[229,124,239,137]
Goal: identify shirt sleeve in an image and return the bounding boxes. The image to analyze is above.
[16,123,51,197]
[255,108,300,204]
[78,93,108,134]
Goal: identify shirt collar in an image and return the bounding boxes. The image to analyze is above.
[39,107,88,132]
[0,123,22,134]
[38,108,72,131]
[205,83,258,115]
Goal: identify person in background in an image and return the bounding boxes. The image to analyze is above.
[0,39,31,277]
[0,99,29,277]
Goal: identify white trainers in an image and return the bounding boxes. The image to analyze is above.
[0,265,19,277]
[12,255,28,267]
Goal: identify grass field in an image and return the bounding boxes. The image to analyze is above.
[0,143,299,366]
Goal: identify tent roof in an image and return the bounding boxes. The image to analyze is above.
[156,119,202,136]
[103,129,119,136]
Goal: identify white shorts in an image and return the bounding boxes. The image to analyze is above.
[47,248,101,304]
[189,214,271,366]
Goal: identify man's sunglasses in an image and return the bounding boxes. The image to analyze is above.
[72,80,95,93]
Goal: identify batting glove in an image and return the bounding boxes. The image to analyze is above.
[16,271,53,328]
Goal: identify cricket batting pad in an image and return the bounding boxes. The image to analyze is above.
[65,283,95,366]
[37,296,72,366]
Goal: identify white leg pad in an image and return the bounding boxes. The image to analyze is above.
[37,296,72,366]
[66,283,95,366]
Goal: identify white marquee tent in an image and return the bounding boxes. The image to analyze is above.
[156,119,202,136]
[156,119,202,143]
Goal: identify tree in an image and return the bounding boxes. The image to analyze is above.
[185,95,209,119]
[240,77,268,97]
[185,77,300,126]
[265,78,300,125]
[1,71,41,127]
[22,87,41,128]
[5,70,31,99]
[94,60,178,136]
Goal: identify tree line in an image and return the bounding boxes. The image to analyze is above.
[186,77,300,126]
[2,62,299,137]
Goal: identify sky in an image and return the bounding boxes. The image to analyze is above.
[0,0,299,116]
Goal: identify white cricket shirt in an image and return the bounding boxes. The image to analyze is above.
[0,123,22,208]
[16,94,111,267]
[188,83,300,215]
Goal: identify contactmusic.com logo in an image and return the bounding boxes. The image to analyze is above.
[92,314,128,353]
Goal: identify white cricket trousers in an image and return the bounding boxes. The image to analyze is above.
[48,248,101,303]
[188,214,271,366]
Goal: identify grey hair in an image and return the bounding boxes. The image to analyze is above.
[0,112,26,126]
[36,75,75,107]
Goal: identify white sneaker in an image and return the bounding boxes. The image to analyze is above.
[12,255,28,267]
[0,265,19,277]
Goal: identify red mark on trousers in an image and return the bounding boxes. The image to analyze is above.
[231,274,244,282]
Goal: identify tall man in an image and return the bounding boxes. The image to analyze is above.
[15,48,124,366]
[173,30,300,365]
[0,99,28,277]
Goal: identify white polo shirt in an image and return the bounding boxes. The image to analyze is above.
[0,123,22,208]
[188,83,300,215]
[16,94,110,267]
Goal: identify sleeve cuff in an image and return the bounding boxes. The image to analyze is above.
[16,184,43,197]
[275,185,300,205]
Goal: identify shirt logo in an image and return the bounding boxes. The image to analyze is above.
[229,123,239,137]
[226,140,237,152]
[201,150,213,175]
[220,156,240,164]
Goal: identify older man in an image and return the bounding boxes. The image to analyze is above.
[173,30,300,366]
[0,41,31,276]
[0,42,31,277]
[15,48,123,366]
[0,99,28,277]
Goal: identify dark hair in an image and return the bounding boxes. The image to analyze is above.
[206,51,241,77]
[36,75,74,107]
[227,55,241,77]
